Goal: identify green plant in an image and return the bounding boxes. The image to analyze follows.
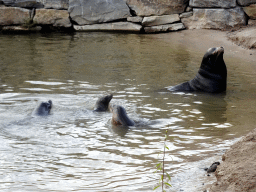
[154,130,172,192]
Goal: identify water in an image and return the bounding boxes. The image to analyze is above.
[0,32,255,192]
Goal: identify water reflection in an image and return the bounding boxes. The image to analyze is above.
[192,93,227,123]
[0,32,256,192]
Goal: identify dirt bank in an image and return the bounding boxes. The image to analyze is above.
[153,28,256,63]
[208,128,256,192]
[228,26,256,49]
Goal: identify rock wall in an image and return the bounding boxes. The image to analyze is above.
[0,0,255,33]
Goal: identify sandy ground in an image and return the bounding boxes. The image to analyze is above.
[154,28,256,63]
[228,27,256,49]
[209,128,256,192]
[155,27,256,192]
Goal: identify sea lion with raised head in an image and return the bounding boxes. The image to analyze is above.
[168,47,227,93]
[36,100,52,116]
[110,104,135,126]
[93,94,113,112]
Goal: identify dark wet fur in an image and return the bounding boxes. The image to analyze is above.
[169,47,227,93]
[36,100,52,116]
[94,94,113,112]
[110,105,135,126]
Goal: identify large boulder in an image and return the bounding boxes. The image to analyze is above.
[142,14,180,26]
[181,7,246,30]
[39,0,68,10]
[2,0,68,9]
[243,4,256,19]
[34,9,71,27]
[68,0,131,25]
[2,0,44,8]
[126,0,189,16]
[73,22,142,32]
[0,7,31,25]
[237,0,256,6]
[189,0,236,8]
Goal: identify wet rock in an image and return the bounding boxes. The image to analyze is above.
[68,0,131,25]
[73,22,142,32]
[34,9,71,27]
[237,0,256,6]
[2,0,44,8]
[181,7,246,30]
[144,23,185,33]
[127,16,143,23]
[189,0,236,8]
[142,14,180,26]
[1,25,42,31]
[126,0,189,16]
[0,7,31,25]
[205,162,220,173]
[243,4,256,19]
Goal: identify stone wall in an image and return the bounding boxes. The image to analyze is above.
[0,0,255,33]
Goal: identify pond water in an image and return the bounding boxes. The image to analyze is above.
[0,32,255,192]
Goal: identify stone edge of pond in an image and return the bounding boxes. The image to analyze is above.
[0,0,255,37]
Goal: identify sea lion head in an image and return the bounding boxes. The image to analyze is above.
[94,94,113,112]
[200,47,226,74]
[37,100,52,116]
[109,104,135,126]
[194,47,227,92]
[168,47,227,93]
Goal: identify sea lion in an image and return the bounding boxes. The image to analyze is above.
[110,104,135,126]
[93,94,113,112]
[168,47,227,93]
[36,100,52,116]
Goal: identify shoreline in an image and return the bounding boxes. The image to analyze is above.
[154,28,256,192]
[153,28,256,63]
[208,128,256,192]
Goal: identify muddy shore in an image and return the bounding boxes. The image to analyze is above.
[208,128,256,192]
[154,28,256,63]
[155,27,256,192]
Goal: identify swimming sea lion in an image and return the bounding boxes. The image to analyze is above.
[36,100,52,116]
[110,104,135,126]
[93,94,113,112]
[168,47,227,93]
